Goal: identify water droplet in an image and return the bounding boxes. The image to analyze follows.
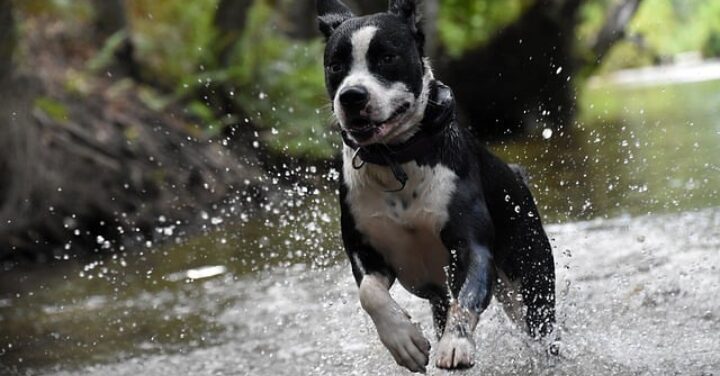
[542,128,553,139]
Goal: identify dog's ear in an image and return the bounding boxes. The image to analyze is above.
[317,0,354,39]
[388,0,419,33]
[389,0,424,55]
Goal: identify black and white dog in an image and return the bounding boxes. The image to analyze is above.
[317,0,556,372]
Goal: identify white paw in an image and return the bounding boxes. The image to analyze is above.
[435,333,475,369]
[374,311,431,373]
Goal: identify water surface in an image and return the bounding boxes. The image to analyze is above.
[1,78,719,375]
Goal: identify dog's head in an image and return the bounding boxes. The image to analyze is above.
[317,0,432,146]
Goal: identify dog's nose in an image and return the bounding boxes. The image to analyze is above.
[339,86,369,111]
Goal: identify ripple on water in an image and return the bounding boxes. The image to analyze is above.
[32,208,719,376]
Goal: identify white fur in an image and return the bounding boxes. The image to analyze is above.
[435,332,475,368]
[343,146,458,293]
[435,303,478,368]
[334,26,434,145]
[359,273,431,372]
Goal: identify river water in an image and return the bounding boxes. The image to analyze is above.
[1,78,719,375]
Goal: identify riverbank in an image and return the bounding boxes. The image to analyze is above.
[589,57,720,88]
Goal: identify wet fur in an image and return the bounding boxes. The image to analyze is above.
[318,0,557,372]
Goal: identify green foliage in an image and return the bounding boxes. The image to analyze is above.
[595,40,654,72]
[581,0,720,73]
[86,30,130,72]
[122,0,332,159]
[16,0,720,161]
[225,1,329,158]
[127,0,219,88]
[437,0,532,57]
[35,97,69,122]
[189,1,332,159]
[576,0,612,43]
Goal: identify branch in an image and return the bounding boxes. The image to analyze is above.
[91,0,141,80]
[588,0,644,68]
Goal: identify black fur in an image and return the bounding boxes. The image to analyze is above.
[316,0,354,38]
[319,0,557,366]
[320,9,425,101]
[339,113,556,337]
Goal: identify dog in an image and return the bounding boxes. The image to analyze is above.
[317,0,556,372]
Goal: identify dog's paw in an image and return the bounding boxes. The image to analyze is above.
[374,313,431,373]
[435,333,475,369]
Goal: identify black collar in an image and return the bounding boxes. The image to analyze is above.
[341,80,456,192]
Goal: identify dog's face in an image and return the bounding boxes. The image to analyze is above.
[317,0,432,145]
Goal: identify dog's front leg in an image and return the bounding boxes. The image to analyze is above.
[340,185,430,373]
[359,274,431,373]
[435,239,494,369]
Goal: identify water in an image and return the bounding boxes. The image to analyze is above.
[1,79,719,375]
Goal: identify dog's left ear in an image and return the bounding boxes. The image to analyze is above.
[317,0,354,39]
[388,0,420,34]
[389,0,424,55]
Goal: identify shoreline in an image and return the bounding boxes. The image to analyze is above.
[590,58,720,88]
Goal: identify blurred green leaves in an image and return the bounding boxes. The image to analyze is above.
[208,1,331,158]
[437,0,532,57]
[128,0,219,87]
[14,0,720,160]
[35,97,69,122]
[125,0,331,159]
[582,0,720,73]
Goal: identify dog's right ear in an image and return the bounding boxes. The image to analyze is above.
[317,0,354,39]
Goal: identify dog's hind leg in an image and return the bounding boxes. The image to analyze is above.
[493,203,556,339]
[483,154,557,340]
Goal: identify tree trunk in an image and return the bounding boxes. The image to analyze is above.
[92,0,127,39]
[214,0,255,67]
[0,0,15,81]
[283,0,317,40]
[90,0,140,80]
[586,0,644,72]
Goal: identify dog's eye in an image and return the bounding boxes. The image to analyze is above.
[327,63,344,74]
[380,54,398,65]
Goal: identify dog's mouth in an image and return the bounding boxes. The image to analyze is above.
[346,102,411,142]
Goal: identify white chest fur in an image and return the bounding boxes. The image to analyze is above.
[342,146,458,293]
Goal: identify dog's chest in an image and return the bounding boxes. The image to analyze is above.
[343,149,458,293]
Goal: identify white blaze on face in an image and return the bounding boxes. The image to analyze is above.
[334,25,429,144]
[334,26,386,119]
